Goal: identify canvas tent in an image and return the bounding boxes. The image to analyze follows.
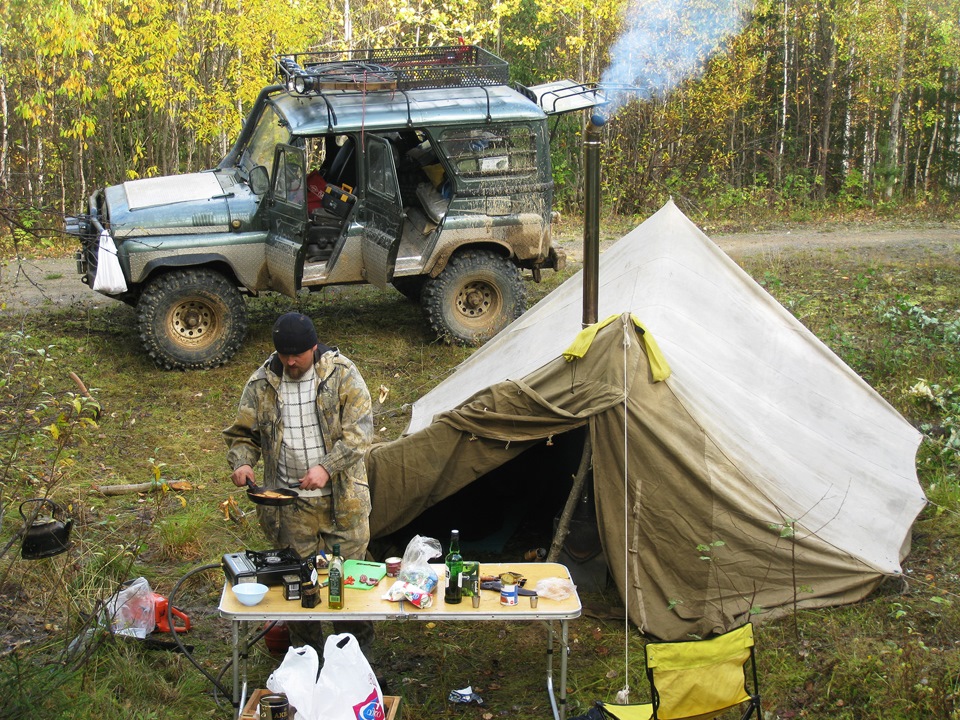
[367,200,926,641]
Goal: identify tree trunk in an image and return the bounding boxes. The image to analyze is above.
[815,0,837,201]
[886,0,908,198]
[777,0,791,184]
[0,51,7,190]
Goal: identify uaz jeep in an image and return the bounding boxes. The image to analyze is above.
[66,46,600,369]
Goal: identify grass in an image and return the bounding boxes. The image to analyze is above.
[1,226,959,719]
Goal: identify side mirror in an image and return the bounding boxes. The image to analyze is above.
[249,165,270,195]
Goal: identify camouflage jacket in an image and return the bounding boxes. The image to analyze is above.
[223,345,373,530]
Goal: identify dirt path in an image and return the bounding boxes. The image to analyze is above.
[2,224,959,314]
[1,255,113,314]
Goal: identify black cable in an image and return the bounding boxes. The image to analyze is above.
[165,563,233,702]
[165,562,279,709]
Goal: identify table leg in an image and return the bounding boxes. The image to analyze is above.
[559,620,569,720]
[231,620,240,717]
[545,619,570,720]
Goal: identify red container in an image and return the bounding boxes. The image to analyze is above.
[264,622,290,655]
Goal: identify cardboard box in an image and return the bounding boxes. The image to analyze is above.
[241,690,400,720]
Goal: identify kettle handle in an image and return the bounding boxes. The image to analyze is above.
[19,498,61,521]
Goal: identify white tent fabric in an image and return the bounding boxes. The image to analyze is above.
[407,200,925,576]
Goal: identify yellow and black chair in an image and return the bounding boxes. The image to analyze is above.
[596,622,761,720]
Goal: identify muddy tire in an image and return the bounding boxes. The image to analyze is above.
[422,249,526,345]
[392,275,427,302]
[137,269,247,370]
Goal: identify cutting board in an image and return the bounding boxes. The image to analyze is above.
[343,560,387,590]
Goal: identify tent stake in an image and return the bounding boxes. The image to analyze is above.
[547,434,593,563]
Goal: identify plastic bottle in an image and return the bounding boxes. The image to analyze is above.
[328,543,344,609]
[444,530,463,604]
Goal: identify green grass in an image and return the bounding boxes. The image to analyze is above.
[1,231,960,719]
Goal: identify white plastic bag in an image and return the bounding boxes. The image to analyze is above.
[265,633,383,720]
[104,577,154,638]
[312,633,384,720]
[534,576,577,601]
[267,644,319,720]
[92,229,128,294]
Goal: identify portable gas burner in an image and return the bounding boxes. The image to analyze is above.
[222,548,303,586]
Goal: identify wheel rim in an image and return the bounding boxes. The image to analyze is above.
[454,279,502,325]
[168,297,221,348]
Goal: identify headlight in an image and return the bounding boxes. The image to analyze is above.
[293,74,318,94]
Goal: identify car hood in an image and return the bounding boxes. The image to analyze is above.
[103,170,250,239]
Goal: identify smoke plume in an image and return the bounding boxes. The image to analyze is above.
[601,0,749,114]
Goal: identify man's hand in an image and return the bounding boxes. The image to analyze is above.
[231,465,255,488]
[299,465,330,491]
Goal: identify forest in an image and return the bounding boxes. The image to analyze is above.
[1,0,959,223]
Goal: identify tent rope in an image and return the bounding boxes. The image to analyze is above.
[616,316,632,704]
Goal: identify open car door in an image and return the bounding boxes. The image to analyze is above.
[358,135,403,289]
[265,144,308,297]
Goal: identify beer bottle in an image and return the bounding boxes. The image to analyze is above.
[328,543,344,609]
[444,530,463,604]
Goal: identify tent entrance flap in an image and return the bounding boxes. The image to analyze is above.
[370,426,588,557]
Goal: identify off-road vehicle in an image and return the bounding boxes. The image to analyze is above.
[66,46,601,369]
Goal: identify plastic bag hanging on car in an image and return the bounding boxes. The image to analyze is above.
[92,229,128,294]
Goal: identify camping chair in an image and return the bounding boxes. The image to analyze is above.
[596,623,761,720]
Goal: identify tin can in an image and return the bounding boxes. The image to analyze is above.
[500,572,519,606]
[282,574,300,601]
[259,693,289,720]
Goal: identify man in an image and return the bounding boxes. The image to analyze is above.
[223,312,374,655]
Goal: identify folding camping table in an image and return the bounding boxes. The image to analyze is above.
[219,562,582,720]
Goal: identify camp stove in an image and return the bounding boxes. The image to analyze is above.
[222,548,303,586]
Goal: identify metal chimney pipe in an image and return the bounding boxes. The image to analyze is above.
[583,113,605,328]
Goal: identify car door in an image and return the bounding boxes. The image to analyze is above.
[358,135,403,289]
[265,144,308,296]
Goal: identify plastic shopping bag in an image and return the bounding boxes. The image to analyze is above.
[103,577,155,638]
[312,633,384,720]
[397,534,441,594]
[92,229,128,294]
[267,644,319,720]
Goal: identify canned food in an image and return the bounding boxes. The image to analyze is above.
[259,693,289,720]
[500,572,519,606]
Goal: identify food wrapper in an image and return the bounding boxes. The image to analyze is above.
[382,580,433,608]
[448,686,484,705]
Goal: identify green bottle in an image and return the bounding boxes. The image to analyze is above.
[328,543,344,609]
[444,530,463,604]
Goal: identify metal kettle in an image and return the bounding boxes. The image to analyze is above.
[20,498,74,559]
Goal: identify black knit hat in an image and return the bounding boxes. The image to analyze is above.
[272,312,318,354]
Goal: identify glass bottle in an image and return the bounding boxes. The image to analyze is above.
[444,530,463,604]
[328,543,344,609]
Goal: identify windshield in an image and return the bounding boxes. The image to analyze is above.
[240,104,292,180]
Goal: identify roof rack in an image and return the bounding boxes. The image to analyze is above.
[275,45,510,94]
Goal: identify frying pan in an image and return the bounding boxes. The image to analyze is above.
[245,480,301,507]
